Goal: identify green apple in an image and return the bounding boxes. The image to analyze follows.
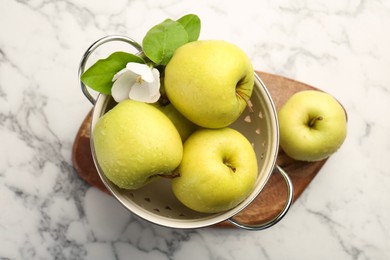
[155,103,198,142]
[164,40,254,128]
[172,127,258,213]
[278,90,347,161]
[92,100,183,189]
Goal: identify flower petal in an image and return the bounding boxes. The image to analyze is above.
[144,82,161,103]
[148,69,161,102]
[112,67,129,82]
[126,62,154,83]
[129,84,157,103]
[128,83,151,103]
[151,67,160,80]
[111,71,136,103]
[129,71,160,103]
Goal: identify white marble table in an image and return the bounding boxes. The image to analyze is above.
[1,0,389,259]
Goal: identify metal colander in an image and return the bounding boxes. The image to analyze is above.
[79,35,293,230]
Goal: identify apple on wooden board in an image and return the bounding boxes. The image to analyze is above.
[164,40,254,129]
[278,90,347,162]
[92,100,183,189]
[172,127,258,213]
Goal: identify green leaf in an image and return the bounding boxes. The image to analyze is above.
[177,14,201,42]
[81,52,144,95]
[142,19,189,66]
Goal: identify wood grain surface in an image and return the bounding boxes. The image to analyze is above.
[72,71,328,228]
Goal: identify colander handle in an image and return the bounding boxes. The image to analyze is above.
[78,35,143,105]
[227,165,294,231]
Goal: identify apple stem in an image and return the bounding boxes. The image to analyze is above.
[224,162,237,173]
[236,92,254,113]
[309,116,323,127]
[245,99,254,113]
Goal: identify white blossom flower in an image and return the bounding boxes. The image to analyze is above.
[111,62,161,103]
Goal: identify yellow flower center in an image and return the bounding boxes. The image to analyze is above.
[136,75,144,84]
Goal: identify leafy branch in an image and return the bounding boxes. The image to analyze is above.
[80,14,201,95]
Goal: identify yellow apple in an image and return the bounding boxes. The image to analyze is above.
[172,127,258,213]
[278,90,347,161]
[164,40,254,128]
[92,100,183,189]
[155,103,198,142]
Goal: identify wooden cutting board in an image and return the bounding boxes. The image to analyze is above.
[72,71,329,228]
